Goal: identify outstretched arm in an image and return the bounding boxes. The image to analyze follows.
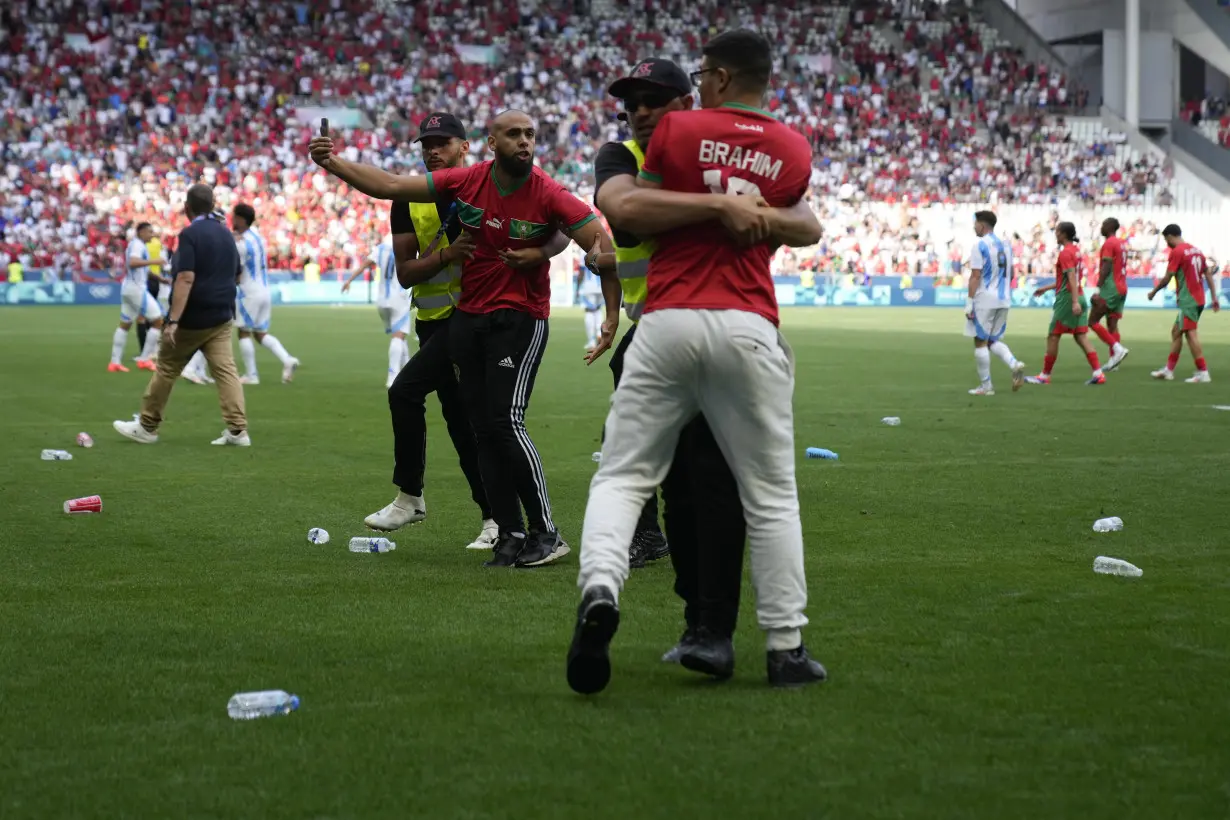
[309,136,434,202]
[341,261,374,292]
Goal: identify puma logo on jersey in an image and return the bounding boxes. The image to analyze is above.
[486,217,505,230]
[734,122,764,133]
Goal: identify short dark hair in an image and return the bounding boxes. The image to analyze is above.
[136,222,151,233]
[1162,223,1182,238]
[185,184,214,218]
[702,29,773,93]
[233,203,256,226]
[974,210,997,229]
[1057,221,1077,241]
[1104,217,1120,232]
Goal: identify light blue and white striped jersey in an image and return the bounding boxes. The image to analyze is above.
[968,232,1012,308]
[374,240,398,302]
[578,268,603,310]
[125,237,149,285]
[237,228,268,291]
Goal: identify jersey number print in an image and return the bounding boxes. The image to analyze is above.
[703,169,764,197]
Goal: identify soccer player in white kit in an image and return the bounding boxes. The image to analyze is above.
[342,237,413,387]
[109,222,166,373]
[576,262,604,351]
[964,210,1026,396]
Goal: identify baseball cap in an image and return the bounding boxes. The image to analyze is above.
[415,112,466,142]
[607,58,691,100]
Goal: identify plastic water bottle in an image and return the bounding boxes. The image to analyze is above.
[1092,516,1124,532]
[806,447,839,460]
[40,449,73,461]
[349,537,396,553]
[1093,556,1142,577]
[881,417,901,426]
[227,690,300,720]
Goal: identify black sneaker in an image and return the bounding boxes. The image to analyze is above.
[635,530,670,562]
[516,531,571,567]
[483,532,526,567]
[628,536,648,569]
[766,644,828,688]
[566,586,620,694]
[661,626,700,663]
[678,626,735,680]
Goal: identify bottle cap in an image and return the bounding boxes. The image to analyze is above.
[289,695,300,711]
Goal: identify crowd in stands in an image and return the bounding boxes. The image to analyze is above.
[0,0,1186,283]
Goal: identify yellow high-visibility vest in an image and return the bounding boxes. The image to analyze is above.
[613,139,654,323]
[408,203,463,321]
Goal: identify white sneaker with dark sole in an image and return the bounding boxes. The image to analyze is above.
[211,430,251,446]
[113,419,158,444]
[1011,361,1026,392]
[466,519,499,550]
[364,496,426,531]
[282,358,300,384]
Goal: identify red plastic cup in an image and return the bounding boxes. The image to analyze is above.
[64,495,103,514]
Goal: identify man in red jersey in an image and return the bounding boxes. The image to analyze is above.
[1088,217,1130,371]
[309,111,623,568]
[567,29,828,694]
[1148,224,1220,382]
[1025,222,1106,386]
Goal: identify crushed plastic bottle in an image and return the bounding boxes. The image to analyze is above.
[591,452,602,463]
[227,690,300,720]
[1092,516,1124,532]
[1093,556,1142,577]
[881,417,901,426]
[806,447,839,460]
[349,537,396,553]
[40,449,73,461]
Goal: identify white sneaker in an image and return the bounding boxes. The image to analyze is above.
[182,370,206,385]
[239,375,260,385]
[1151,368,1174,381]
[466,518,499,551]
[364,493,426,531]
[203,373,216,384]
[1011,361,1026,392]
[1185,370,1212,383]
[968,384,995,396]
[1105,346,1129,372]
[282,357,300,384]
[211,429,252,446]
[113,419,158,444]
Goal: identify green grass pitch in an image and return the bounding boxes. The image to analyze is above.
[2,305,1229,819]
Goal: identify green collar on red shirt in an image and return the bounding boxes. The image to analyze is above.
[491,163,530,197]
[720,101,771,117]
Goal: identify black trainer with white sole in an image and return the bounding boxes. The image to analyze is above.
[678,626,735,680]
[484,532,527,567]
[766,645,828,688]
[566,587,620,694]
[516,531,570,567]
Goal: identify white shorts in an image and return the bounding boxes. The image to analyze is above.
[120,282,162,323]
[236,289,272,332]
[964,305,1009,342]
[377,301,411,335]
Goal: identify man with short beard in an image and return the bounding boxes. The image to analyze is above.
[310,111,623,568]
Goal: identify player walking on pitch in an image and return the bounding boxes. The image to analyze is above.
[341,236,413,387]
[566,30,828,693]
[109,222,166,373]
[1089,217,1130,371]
[1148,224,1219,382]
[964,210,1025,395]
[1025,222,1106,386]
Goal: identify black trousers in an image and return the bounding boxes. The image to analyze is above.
[388,314,490,520]
[608,327,660,533]
[613,325,747,637]
[449,308,553,535]
[136,277,161,349]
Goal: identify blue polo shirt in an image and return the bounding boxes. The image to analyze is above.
[171,214,241,329]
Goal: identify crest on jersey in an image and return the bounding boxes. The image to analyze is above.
[427,116,441,129]
[518,222,530,239]
[632,62,653,78]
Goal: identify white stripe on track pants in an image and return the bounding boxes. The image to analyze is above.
[578,308,809,651]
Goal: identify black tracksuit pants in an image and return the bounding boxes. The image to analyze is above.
[388,314,491,520]
[612,324,747,637]
[136,277,160,350]
[449,307,554,536]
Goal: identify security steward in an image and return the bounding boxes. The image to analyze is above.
[590,58,749,675]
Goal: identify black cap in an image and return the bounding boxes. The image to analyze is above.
[607,58,691,100]
[415,112,465,142]
[1162,223,1182,237]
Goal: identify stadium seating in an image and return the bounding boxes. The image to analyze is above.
[0,0,1198,282]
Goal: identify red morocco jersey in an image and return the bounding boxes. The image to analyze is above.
[1056,244,1083,295]
[638,103,813,326]
[1098,235,1127,295]
[1166,241,1208,307]
[427,161,596,318]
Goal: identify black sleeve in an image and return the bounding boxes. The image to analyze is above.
[389,201,414,235]
[175,230,195,273]
[593,141,638,202]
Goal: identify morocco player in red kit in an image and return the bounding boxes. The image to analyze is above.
[1089,217,1130,370]
[570,30,828,694]
[1148,224,1220,382]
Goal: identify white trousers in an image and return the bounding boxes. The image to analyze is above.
[578,309,808,646]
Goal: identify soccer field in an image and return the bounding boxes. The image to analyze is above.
[3,305,1229,819]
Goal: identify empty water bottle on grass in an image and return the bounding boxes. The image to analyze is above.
[227,690,300,720]
[1093,556,1142,577]
[1092,516,1124,532]
[40,449,73,461]
[349,537,396,553]
[806,447,839,460]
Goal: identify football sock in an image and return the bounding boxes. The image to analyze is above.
[1167,353,1180,371]
[989,341,1017,368]
[388,337,404,378]
[1086,351,1102,376]
[139,327,161,360]
[1042,355,1056,376]
[110,328,128,365]
[1091,323,1115,351]
[261,334,293,365]
[239,336,258,378]
[974,346,991,384]
[1195,356,1208,372]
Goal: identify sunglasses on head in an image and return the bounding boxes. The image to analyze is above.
[622,90,679,112]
